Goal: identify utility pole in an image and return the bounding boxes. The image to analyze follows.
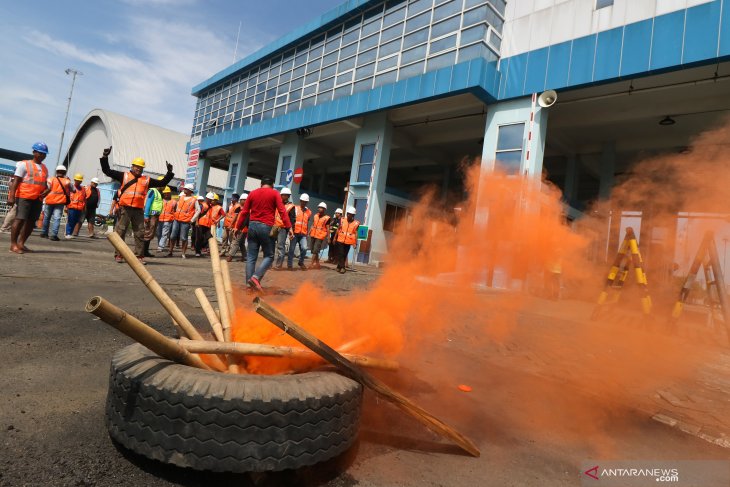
[57,68,83,166]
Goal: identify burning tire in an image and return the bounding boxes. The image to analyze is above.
[106,343,362,473]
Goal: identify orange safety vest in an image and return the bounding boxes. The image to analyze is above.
[16,160,48,200]
[198,204,224,227]
[45,176,72,205]
[309,214,330,240]
[174,195,197,222]
[118,171,150,209]
[159,199,176,222]
[275,202,295,227]
[336,218,360,246]
[68,185,87,210]
[223,202,240,228]
[293,206,312,235]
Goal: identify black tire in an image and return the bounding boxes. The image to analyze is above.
[106,343,362,473]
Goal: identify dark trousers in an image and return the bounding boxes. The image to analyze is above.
[115,206,145,256]
[335,242,351,270]
[194,225,211,254]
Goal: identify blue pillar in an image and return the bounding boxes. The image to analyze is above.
[274,133,306,200]
[225,144,249,202]
[194,157,210,196]
[347,112,392,264]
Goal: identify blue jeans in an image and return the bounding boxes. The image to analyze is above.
[42,204,64,237]
[288,233,308,267]
[158,221,172,249]
[274,228,289,267]
[66,208,82,236]
[246,221,275,283]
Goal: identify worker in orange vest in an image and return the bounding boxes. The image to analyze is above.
[65,173,87,239]
[308,202,331,269]
[167,183,199,258]
[7,142,50,254]
[225,193,249,262]
[335,206,360,274]
[220,193,240,255]
[156,187,175,251]
[99,146,174,264]
[193,192,224,257]
[80,177,101,238]
[273,187,296,269]
[287,193,312,270]
[40,164,72,241]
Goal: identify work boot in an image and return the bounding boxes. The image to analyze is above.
[49,236,60,242]
[39,233,48,239]
[143,241,154,258]
[137,256,147,265]
[299,263,307,271]
[115,255,124,263]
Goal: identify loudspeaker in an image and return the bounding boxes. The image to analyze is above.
[538,90,558,108]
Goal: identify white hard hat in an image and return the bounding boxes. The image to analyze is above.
[55,165,67,172]
[318,202,327,209]
[300,193,310,202]
[184,183,194,191]
[280,187,291,195]
[90,177,100,184]
[205,192,215,199]
[335,208,343,214]
[240,193,248,200]
[346,206,356,215]
[197,195,205,200]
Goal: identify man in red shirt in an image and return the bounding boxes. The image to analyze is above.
[236,176,292,292]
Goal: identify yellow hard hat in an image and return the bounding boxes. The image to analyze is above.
[73,173,83,181]
[157,175,165,180]
[131,157,145,168]
[213,194,220,201]
[162,186,171,194]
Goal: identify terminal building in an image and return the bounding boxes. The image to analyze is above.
[189,0,730,264]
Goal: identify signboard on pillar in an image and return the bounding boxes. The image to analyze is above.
[185,141,200,186]
[293,167,303,184]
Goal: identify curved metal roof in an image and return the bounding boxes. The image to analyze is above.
[64,108,226,188]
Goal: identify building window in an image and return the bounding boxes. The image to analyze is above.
[353,198,367,223]
[596,0,613,9]
[279,155,291,185]
[495,123,524,175]
[228,163,238,189]
[357,143,376,182]
[383,203,409,232]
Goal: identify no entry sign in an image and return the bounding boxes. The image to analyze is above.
[293,167,303,184]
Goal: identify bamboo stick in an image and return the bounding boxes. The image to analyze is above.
[194,288,225,342]
[106,233,228,372]
[85,296,215,371]
[253,297,480,458]
[209,238,240,373]
[173,339,399,371]
[337,336,370,354]
[220,258,235,320]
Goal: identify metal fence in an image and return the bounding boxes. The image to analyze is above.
[0,168,12,219]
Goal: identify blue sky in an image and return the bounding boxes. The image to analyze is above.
[0,0,343,160]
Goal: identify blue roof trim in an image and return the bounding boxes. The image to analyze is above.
[192,0,380,95]
[198,58,498,150]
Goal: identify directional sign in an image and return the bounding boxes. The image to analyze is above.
[285,169,293,184]
[356,225,369,241]
[293,167,304,184]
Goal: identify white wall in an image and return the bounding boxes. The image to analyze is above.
[501,0,714,57]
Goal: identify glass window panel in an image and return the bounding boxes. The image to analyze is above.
[383,7,406,27]
[431,16,460,38]
[322,51,338,66]
[362,19,382,37]
[319,76,335,91]
[279,69,292,83]
[325,37,341,54]
[344,17,361,32]
[303,83,317,96]
[341,29,359,46]
[408,0,433,16]
[279,156,291,185]
[406,10,431,32]
[266,88,276,99]
[294,53,308,67]
[321,64,336,79]
[338,55,356,72]
[427,49,456,69]
[461,24,488,45]
[264,99,275,110]
[290,76,304,90]
[317,89,333,103]
[276,95,288,106]
[497,124,524,150]
[334,85,351,99]
[305,72,319,84]
[277,82,290,95]
[403,27,429,49]
[399,60,425,78]
[377,55,399,71]
[288,101,300,112]
[364,4,384,22]
[486,4,504,32]
[353,78,373,93]
[458,42,488,62]
[309,45,323,59]
[379,38,402,57]
[336,71,353,84]
[430,34,456,54]
[292,65,305,79]
[340,42,357,59]
[311,33,326,47]
[242,106,252,115]
[356,62,375,79]
[489,30,502,50]
[357,146,375,181]
[267,78,277,89]
[301,95,316,108]
[357,48,377,66]
[463,6,486,26]
[244,96,254,107]
[495,151,522,175]
[274,106,287,117]
[359,33,380,52]
[281,58,294,71]
[306,58,322,73]
[433,0,460,21]
[327,25,343,39]
[251,113,262,123]
[381,23,404,42]
[386,0,407,12]
[234,110,242,120]
[254,102,263,113]
[374,69,398,87]
[269,64,281,77]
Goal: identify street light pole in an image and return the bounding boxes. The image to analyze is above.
[57,68,83,166]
